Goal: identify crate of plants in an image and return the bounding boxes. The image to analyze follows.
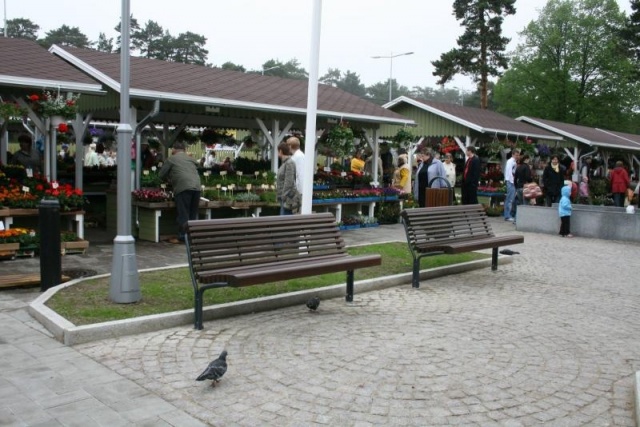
[60,231,89,255]
[6,228,39,258]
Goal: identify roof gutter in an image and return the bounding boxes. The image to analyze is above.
[0,75,104,94]
[516,116,594,146]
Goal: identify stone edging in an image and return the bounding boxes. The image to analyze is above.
[28,257,512,346]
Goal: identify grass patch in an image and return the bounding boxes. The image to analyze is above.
[46,243,487,325]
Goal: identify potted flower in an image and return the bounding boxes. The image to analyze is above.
[392,128,414,150]
[0,100,26,121]
[42,183,85,212]
[132,188,172,203]
[28,91,79,126]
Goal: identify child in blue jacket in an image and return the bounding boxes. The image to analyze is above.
[558,184,573,237]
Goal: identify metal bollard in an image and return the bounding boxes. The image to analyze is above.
[39,198,61,292]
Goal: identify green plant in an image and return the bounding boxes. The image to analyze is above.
[234,192,261,202]
[375,202,401,224]
[318,121,354,157]
[483,204,503,217]
[0,100,26,120]
[259,191,277,203]
[392,128,414,149]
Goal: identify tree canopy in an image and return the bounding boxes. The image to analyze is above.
[1,18,39,40]
[320,68,367,97]
[493,0,638,132]
[432,0,516,109]
[40,25,91,49]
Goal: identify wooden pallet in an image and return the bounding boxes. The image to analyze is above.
[0,274,70,289]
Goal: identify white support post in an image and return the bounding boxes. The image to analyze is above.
[372,129,380,186]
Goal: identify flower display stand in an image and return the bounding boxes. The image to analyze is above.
[61,239,90,255]
[339,224,360,231]
[0,243,20,260]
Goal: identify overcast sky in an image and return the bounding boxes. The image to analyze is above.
[4,0,633,92]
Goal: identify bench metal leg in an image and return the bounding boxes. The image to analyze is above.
[346,270,354,302]
[491,248,498,271]
[194,289,204,330]
[412,258,420,288]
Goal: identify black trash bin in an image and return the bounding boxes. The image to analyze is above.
[39,198,61,291]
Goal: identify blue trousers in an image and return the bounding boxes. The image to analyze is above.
[504,181,516,219]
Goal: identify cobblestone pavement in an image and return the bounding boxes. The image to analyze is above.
[2,219,640,426]
[74,222,640,426]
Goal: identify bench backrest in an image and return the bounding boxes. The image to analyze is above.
[401,204,495,247]
[186,213,346,283]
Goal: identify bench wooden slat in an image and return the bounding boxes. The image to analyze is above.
[401,205,524,288]
[185,212,382,329]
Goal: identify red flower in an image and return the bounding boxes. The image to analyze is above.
[57,123,68,133]
[65,100,75,106]
[28,94,39,102]
[36,184,44,191]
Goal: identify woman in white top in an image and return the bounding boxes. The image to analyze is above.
[84,143,100,167]
[443,153,457,188]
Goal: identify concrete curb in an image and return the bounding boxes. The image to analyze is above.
[29,256,512,346]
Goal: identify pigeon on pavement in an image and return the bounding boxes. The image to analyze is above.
[196,350,228,387]
[306,296,320,311]
[499,249,520,255]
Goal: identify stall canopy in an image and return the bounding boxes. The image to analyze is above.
[51,45,414,130]
[517,116,640,153]
[0,37,104,165]
[381,97,563,144]
[518,116,640,176]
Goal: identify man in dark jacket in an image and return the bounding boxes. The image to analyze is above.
[461,146,481,205]
[158,141,201,243]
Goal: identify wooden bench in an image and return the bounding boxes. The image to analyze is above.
[185,213,382,329]
[400,204,524,288]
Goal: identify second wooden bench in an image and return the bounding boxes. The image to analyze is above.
[401,204,524,288]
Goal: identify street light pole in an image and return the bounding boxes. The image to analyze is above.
[371,51,414,102]
[110,0,141,304]
[4,0,8,37]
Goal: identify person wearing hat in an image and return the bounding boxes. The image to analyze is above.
[158,141,201,244]
[59,143,73,164]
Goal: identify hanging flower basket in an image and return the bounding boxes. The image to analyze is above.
[28,91,79,119]
[50,115,65,127]
[391,128,414,149]
[317,121,354,157]
[0,101,27,120]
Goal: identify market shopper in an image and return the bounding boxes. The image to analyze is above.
[542,155,566,206]
[10,133,41,174]
[461,146,481,205]
[503,149,520,222]
[609,161,630,207]
[276,141,300,215]
[158,141,201,244]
